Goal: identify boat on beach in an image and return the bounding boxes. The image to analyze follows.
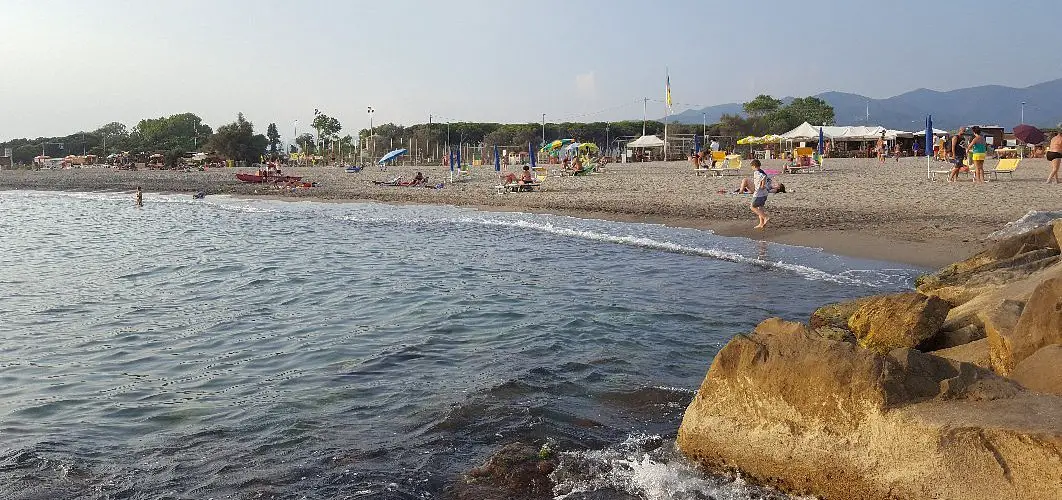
[235,173,302,184]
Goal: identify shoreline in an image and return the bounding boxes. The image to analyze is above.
[6,156,1056,269]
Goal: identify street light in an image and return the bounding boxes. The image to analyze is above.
[367,107,375,160]
[541,114,546,147]
[1021,101,1026,124]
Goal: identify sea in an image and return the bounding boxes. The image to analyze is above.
[0,190,923,499]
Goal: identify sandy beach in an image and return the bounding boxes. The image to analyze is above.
[3,156,1059,268]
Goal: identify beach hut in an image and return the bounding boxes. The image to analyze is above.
[625,135,665,162]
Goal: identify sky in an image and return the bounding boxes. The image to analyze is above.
[2,0,1059,142]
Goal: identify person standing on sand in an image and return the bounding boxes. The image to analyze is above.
[969,126,987,183]
[135,186,143,207]
[749,159,770,229]
[877,134,886,164]
[1048,132,1062,184]
[949,127,967,182]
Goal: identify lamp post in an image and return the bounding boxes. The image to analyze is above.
[541,114,545,147]
[367,107,375,161]
[1021,101,1026,124]
[191,116,197,150]
[605,122,610,157]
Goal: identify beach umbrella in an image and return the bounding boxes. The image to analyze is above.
[694,134,702,153]
[1013,124,1045,145]
[457,147,462,172]
[494,145,500,172]
[817,127,824,156]
[378,148,408,165]
[529,142,536,168]
[925,115,933,180]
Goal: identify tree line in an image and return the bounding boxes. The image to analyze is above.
[1,94,832,166]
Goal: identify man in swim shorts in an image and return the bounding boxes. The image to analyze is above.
[1047,132,1062,184]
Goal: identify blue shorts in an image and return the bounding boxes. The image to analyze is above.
[752,196,767,208]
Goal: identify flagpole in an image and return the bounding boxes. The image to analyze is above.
[664,68,669,163]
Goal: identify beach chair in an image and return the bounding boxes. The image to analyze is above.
[785,148,815,173]
[989,158,1020,180]
[696,151,725,176]
[709,154,742,176]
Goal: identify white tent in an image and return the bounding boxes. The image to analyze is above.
[626,135,665,148]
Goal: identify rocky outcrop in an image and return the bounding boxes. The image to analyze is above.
[1011,344,1062,395]
[678,221,1062,500]
[677,319,1061,500]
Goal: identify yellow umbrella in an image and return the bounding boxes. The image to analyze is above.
[737,136,756,145]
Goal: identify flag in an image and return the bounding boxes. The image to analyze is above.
[665,72,672,112]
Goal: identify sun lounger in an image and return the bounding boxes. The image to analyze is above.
[709,154,742,176]
[495,182,540,193]
[989,158,1020,180]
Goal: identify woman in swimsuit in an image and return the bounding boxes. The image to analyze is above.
[1048,132,1062,184]
[969,126,987,183]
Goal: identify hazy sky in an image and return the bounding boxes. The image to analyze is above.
[3,0,1058,141]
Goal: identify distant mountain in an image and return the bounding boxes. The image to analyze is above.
[667,78,1062,131]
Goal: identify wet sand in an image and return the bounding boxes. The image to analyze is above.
[4,156,1059,268]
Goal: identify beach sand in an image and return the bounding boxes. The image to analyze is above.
[3,156,1058,268]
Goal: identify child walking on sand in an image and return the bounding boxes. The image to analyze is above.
[749,160,770,229]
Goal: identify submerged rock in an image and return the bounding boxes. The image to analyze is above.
[450,442,556,500]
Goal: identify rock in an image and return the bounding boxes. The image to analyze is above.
[811,326,856,343]
[451,442,556,500]
[846,292,951,354]
[916,221,1061,302]
[677,318,1062,500]
[990,276,1062,375]
[1011,344,1062,395]
[920,323,985,351]
[931,338,992,370]
[808,298,868,330]
[983,299,1026,375]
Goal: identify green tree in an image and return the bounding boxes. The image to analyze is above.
[266,123,281,154]
[743,95,783,118]
[311,113,342,148]
[206,113,265,163]
[295,133,316,154]
[785,97,835,126]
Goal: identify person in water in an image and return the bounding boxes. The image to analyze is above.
[749,160,770,229]
[135,186,143,207]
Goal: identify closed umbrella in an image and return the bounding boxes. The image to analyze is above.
[925,115,933,179]
[494,145,500,172]
[694,134,702,153]
[529,142,536,168]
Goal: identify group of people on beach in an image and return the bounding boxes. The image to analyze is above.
[944,127,1062,184]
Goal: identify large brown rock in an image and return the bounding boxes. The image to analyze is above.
[1011,344,1062,395]
[990,277,1062,375]
[846,293,951,353]
[917,221,1061,306]
[677,319,1062,500]
[808,297,869,330]
[931,338,992,370]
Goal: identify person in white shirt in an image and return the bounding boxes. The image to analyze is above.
[749,160,770,229]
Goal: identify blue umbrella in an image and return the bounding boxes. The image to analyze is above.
[449,148,455,174]
[925,115,933,179]
[529,142,536,168]
[817,127,824,156]
[456,148,462,172]
[494,145,500,172]
[378,148,408,165]
[694,134,702,153]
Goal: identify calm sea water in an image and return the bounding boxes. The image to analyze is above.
[0,190,921,499]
